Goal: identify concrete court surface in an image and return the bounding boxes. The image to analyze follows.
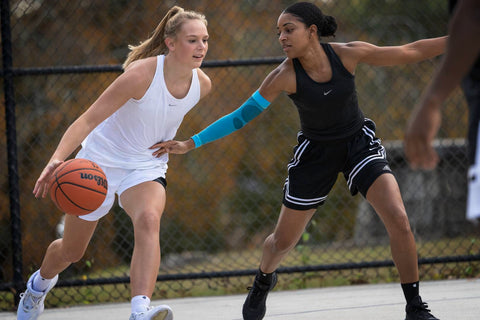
[1,278,479,319]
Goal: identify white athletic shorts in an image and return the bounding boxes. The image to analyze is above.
[75,149,168,221]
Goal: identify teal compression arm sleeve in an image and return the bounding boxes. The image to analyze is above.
[191,90,271,148]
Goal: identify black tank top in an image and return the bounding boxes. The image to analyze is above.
[288,43,364,141]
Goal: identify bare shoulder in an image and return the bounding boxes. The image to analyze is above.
[121,57,157,99]
[332,41,376,52]
[330,41,375,73]
[261,58,296,97]
[276,58,295,76]
[123,57,156,80]
[197,68,212,98]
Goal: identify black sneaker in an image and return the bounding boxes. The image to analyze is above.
[405,295,439,320]
[242,272,277,320]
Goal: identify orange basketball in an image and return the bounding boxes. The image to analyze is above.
[49,158,108,216]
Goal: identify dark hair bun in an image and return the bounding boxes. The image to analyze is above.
[284,2,337,38]
[321,15,337,37]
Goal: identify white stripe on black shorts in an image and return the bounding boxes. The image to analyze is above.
[283,118,392,210]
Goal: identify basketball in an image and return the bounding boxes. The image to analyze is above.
[49,158,108,216]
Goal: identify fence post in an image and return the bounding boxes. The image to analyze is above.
[1,0,24,306]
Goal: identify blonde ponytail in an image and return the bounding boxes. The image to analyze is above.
[122,6,207,69]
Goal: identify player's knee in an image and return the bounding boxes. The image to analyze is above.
[385,207,413,236]
[267,234,295,254]
[66,251,85,263]
[396,216,413,236]
[57,241,86,263]
[133,209,161,234]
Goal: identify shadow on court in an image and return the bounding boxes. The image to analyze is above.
[1,279,479,319]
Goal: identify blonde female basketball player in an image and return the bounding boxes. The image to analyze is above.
[153,2,446,320]
[17,6,211,320]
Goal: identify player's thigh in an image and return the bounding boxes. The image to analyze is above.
[62,215,98,253]
[272,205,316,247]
[120,181,166,221]
[366,173,408,229]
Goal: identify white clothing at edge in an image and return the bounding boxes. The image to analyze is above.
[81,54,201,169]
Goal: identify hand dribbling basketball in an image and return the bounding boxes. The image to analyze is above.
[33,159,64,198]
[33,158,108,216]
[48,159,108,216]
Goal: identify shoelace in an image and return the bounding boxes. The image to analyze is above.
[415,301,431,312]
[131,306,169,320]
[130,311,147,320]
[411,301,436,318]
[19,291,42,311]
[246,281,270,309]
[131,308,150,318]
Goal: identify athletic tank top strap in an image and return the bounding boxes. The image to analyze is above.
[321,43,356,78]
[156,55,200,107]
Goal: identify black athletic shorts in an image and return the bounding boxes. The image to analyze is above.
[153,176,167,189]
[283,118,392,210]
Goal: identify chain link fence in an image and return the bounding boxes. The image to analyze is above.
[1,0,479,311]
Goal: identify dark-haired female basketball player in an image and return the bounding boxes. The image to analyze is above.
[153,2,446,319]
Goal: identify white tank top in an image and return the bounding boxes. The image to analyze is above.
[81,55,201,169]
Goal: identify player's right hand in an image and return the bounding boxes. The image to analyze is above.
[33,160,63,199]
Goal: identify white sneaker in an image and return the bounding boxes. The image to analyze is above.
[129,304,173,320]
[17,270,58,320]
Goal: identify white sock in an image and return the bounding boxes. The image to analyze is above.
[32,271,54,292]
[131,295,150,313]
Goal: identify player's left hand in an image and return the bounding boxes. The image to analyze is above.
[150,139,196,157]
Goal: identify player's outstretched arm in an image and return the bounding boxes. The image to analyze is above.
[151,90,271,157]
[404,0,480,170]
